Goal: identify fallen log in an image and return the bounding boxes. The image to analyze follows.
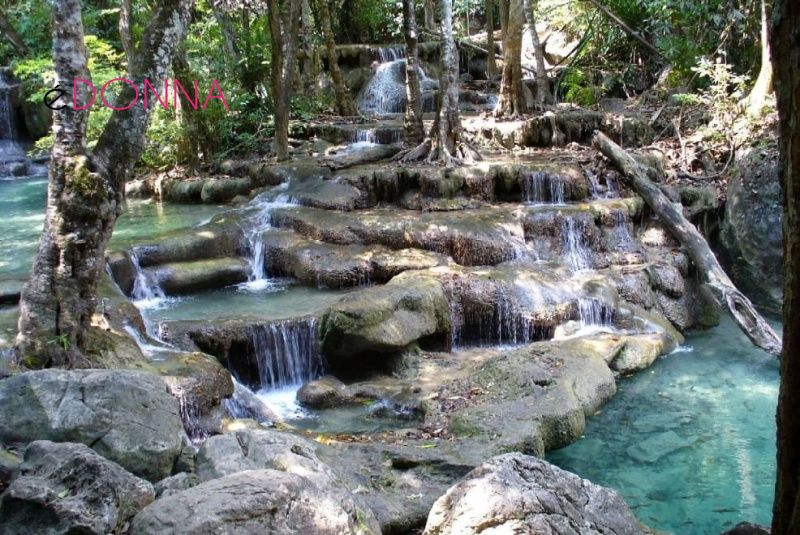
[592,130,781,356]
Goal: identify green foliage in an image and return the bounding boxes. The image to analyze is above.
[561,69,602,107]
[690,57,749,133]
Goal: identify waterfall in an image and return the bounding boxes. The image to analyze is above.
[343,128,403,145]
[562,218,592,272]
[0,71,31,179]
[357,48,437,115]
[608,210,636,251]
[240,191,293,291]
[129,249,167,308]
[522,171,566,204]
[587,170,620,199]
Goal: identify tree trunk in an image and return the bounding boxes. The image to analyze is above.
[593,131,782,356]
[424,0,436,31]
[0,8,28,56]
[771,0,800,531]
[485,0,496,79]
[211,2,244,82]
[316,0,357,116]
[494,0,526,117]
[16,0,194,368]
[403,0,425,144]
[746,0,773,116]
[119,0,133,65]
[523,0,552,105]
[268,0,301,161]
[436,0,461,162]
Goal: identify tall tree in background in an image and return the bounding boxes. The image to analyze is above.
[0,6,27,56]
[495,0,526,116]
[402,0,425,144]
[118,0,134,65]
[485,0,496,79]
[267,0,301,160]
[424,0,436,32]
[523,0,552,105]
[745,0,773,116]
[771,0,800,531]
[401,0,479,165]
[16,0,194,367]
[315,0,357,116]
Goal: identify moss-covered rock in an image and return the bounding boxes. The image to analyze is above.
[147,257,249,295]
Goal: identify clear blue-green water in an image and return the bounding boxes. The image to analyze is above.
[0,176,225,281]
[548,315,779,534]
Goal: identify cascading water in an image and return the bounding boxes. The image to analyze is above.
[577,297,614,329]
[562,218,592,272]
[358,46,437,115]
[240,190,294,291]
[343,127,403,145]
[522,171,566,204]
[587,170,620,199]
[0,70,31,179]
[230,317,325,420]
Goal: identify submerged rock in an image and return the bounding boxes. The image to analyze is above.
[0,370,185,481]
[423,453,647,535]
[0,440,154,535]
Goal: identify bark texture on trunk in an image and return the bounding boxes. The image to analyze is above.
[211,2,243,79]
[485,0,496,79]
[268,0,302,161]
[424,0,436,31]
[523,0,552,105]
[316,0,357,116]
[494,0,527,117]
[16,0,194,368]
[593,131,782,356]
[771,0,800,531]
[403,0,425,144]
[746,0,773,116]
[0,8,27,56]
[119,0,133,64]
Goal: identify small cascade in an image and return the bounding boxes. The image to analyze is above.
[522,171,566,204]
[562,218,592,272]
[587,170,620,199]
[248,318,324,389]
[577,298,615,329]
[240,191,293,291]
[456,292,553,347]
[224,378,280,423]
[608,210,636,251]
[129,249,166,308]
[373,45,405,63]
[343,128,403,145]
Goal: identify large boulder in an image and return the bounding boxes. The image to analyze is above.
[0,370,185,481]
[130,469,380,534]
[146,257,249,295]
[423,453,647,535]
[720,148,783,312]
[321,271,451,365]
[297,375,356,409]
[0,440,154,535]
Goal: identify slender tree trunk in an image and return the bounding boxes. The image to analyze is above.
[424,0,436,31]
[771,0,800,531]
[316,0,357,116]
[16,0,194,368]
[523,0,552,105]
[268,0,301,161]
[211,2,244,82]
[403,0,425,144]
[437,0,461,161]
[746,0,773,116]
[0,8,27,56]
[119,0,133,65]
[174,51,212,170]
[494,0,526,116]
[485,0,496,79]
